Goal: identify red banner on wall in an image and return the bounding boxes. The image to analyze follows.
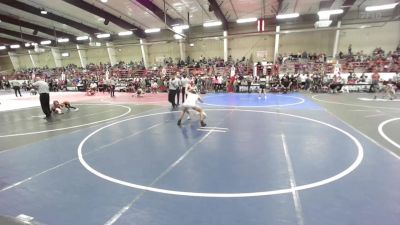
[257,19,265,32]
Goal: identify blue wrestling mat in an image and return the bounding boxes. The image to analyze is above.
[202,93,323,110]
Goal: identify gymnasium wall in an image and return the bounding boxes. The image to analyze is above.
[115,45,142,63]
[279,29,336,56]
[229,35,275,61]
[37,51,55,68]
[187,39,224,60]
[86,47,109,65]
[147,42,181,66]
[0,56,14,71]
[61,50,80,67]
[17,54,33,69]
[338,21,400,55]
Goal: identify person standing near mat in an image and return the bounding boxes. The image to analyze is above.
[180,74,189,103]
[32,77,51,119]
[109,76,116,97]
[175,73,181,105]
[12,80,22,97]
[168,75,179,108]
[370,70,380,95]
[258,74,267,99]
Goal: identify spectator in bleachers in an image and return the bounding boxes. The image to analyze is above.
[151,80,158,93]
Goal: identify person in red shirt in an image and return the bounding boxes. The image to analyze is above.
[370,70,380,94]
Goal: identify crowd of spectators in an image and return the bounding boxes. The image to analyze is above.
[0,46,398,96]
[338,46,400,73]
[278,45,400,73]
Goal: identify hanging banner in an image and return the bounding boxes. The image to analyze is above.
[257,19,265,32]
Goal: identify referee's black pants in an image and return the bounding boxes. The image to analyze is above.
[176,87,180,105]
[13,86,22,97]
[168,89,176,107]
[40,93,51,117]
[181,88,186,103]
[110,85,115,97]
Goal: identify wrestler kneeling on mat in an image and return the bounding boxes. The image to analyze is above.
[52,100,76,114]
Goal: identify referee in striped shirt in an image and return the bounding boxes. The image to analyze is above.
[33,77,51,119]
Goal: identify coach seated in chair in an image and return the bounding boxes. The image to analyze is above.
[87,81,97,96]
[281,75,292,94]
[329,75,344,93]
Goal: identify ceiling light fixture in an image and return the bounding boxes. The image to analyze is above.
[100,0,108,2]
[315,20,332,28]
[57,38,69,43]
[172,24,189,31]
[40,10,47,15]
[203,21,222,27]
[25,43,31,47]
[10,44,20,49]
[365,3,398,11]
[61,52,69,57]
[40,40,51,45]
[236,18,257,23]
[276,13,300,19]
[145,28,161,33]
[0,46,6,50]
[76,36,89,41]
[96,33,110,38]
[317,9,344,16]
[118,31,133,36]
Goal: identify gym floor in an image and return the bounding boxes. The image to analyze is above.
[0,91,399,225]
